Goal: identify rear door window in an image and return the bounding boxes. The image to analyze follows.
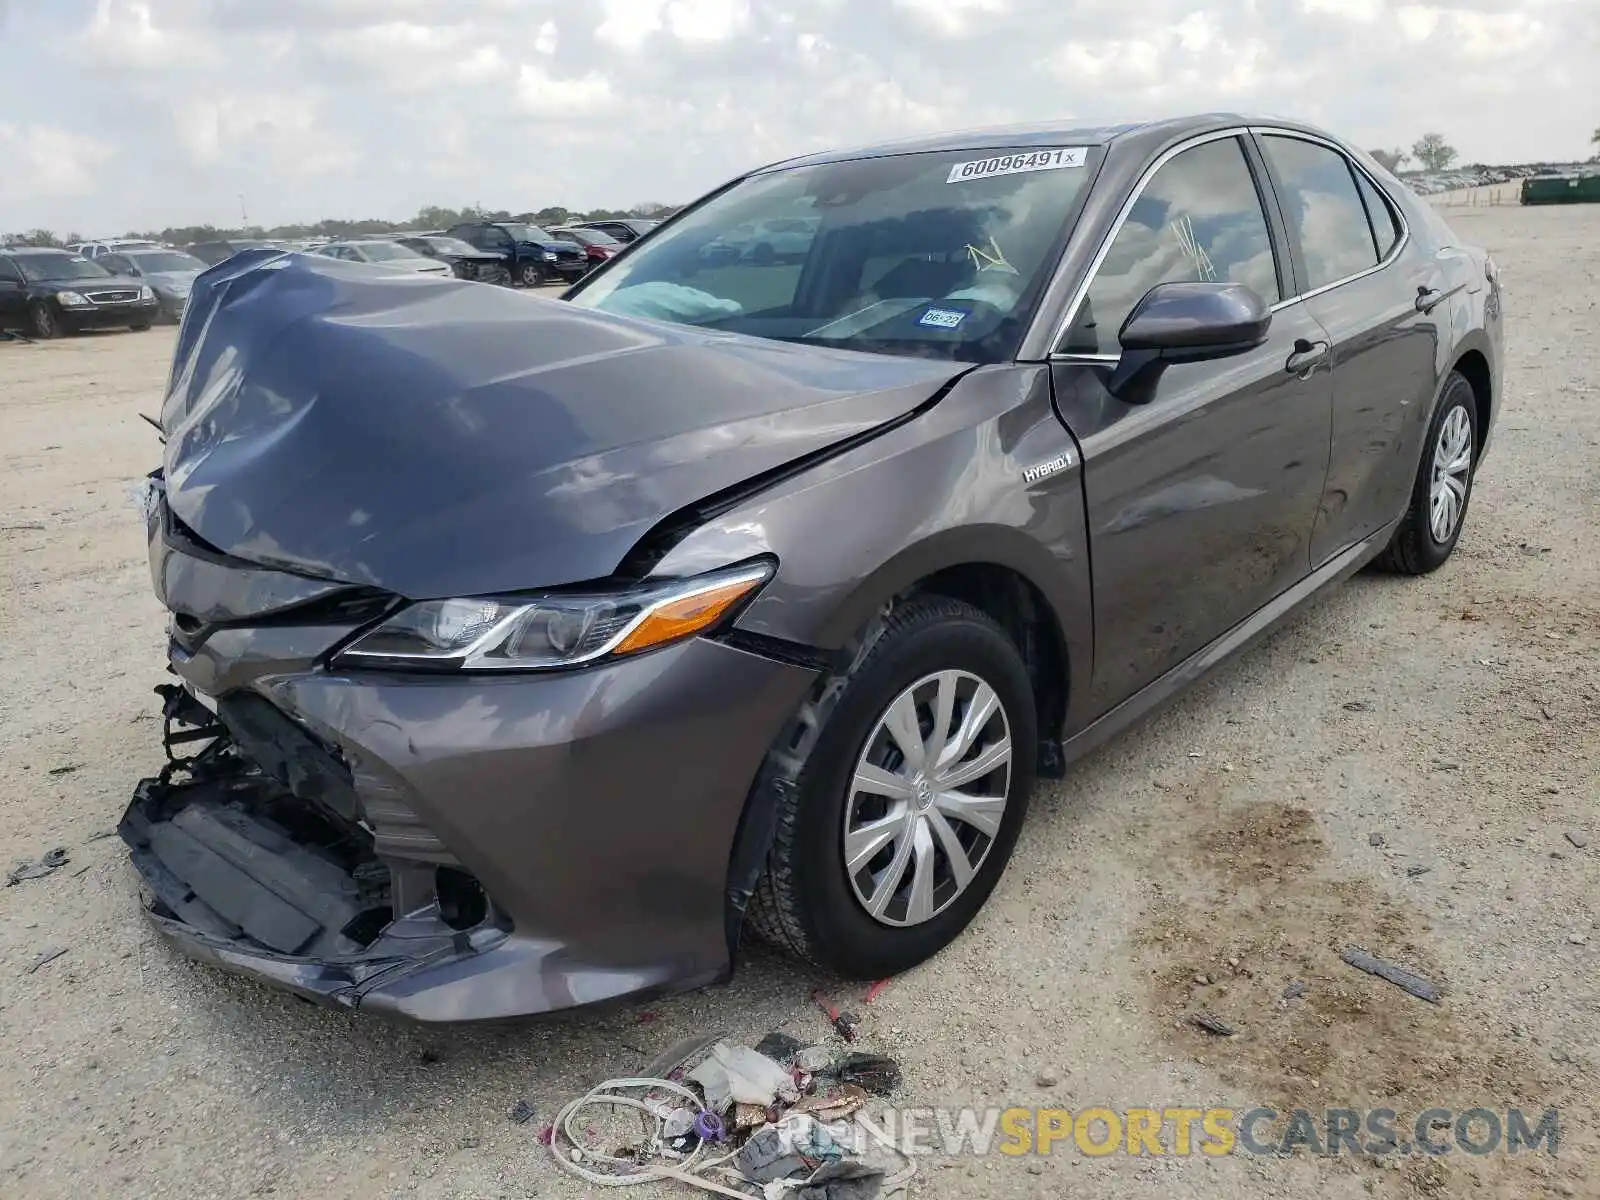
[1259,135,1381,291]
[1063,136,1281,355]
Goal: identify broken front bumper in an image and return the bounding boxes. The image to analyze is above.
[122,638,815,1022]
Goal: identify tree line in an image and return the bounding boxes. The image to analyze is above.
[2,201,679,250]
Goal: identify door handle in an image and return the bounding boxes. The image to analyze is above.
[1285,338,1330,375]
[1415,285,1444,314]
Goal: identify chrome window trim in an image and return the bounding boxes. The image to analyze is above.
[1249,126,1412,311]
[1042,123,1412,358]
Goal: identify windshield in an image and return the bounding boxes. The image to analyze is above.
[567,147,1095,362]
[127,251,205,273]
[426,237,478,255]
[502,224,552,242]
[13,253,113,282]
[358,242,423,261]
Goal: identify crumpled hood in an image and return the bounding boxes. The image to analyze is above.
[161,250,961,599]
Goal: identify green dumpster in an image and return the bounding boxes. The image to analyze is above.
[1521,173,1600,205]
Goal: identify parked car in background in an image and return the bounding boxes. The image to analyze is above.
[312,240,453,276]
[98,247,207,322]
[185,238,277,266]
[568,218,660,244]
[443,221,587,286]
[392,235,509,283]
[0,248,158,338]
[547,225,624,270]
[68,238,163,260]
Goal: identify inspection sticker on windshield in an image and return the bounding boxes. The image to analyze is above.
[946,147,1087,184]
[918,307,967,329]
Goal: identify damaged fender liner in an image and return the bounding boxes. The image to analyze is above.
[120,713,504,1010]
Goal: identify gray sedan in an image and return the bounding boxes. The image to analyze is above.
[99,248,208,322]
[122,113,1501,1021]
[312,239,453,276]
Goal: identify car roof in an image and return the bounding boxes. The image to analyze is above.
[4,247,70,256]
[753,112,1333,172]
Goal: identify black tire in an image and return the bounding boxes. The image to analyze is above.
[29,300,60,340]
[1375,371,1479,574]
[131,321,152,332]
[517,262,545,287]
[746,596,1037,978]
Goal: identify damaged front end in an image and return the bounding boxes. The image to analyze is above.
[123,682,507,1012]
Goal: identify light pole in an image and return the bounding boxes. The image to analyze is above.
[238,193,248,227]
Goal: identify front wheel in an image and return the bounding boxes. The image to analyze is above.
[130,320,152,332]
[1375,371,1478,574]
[517,262,545,287]
[29,300,60,339]
[747,597,1037,978]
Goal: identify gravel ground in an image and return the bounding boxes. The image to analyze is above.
[2,206,1596,1200]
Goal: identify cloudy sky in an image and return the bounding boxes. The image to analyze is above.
[0,0,1594,235]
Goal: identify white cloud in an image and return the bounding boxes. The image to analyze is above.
[515,64,616,115]
[892,0,1008,36]
[0,0,1594,233]
[0,124,113,199]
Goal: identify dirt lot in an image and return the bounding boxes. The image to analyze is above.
[2,207,1596,1200]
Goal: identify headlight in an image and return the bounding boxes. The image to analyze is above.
[138,285,154,300]
[56,291,90,307]
[334,561,773,672]
[541,251,558,261]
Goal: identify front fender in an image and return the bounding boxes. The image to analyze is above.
[648,363,1092,714]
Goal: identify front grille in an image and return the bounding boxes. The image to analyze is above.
[85,288,140,304]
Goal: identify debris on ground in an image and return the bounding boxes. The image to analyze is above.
[84,828,119,842]
[689,1043,801,1112]
[1340,947,1442,1004]
[6,847,69,886]
[1406,865,1433,877]
[1282,980,1308,1000]
[1566,933,1588,946]
[1368,831,1386,847]
[547,1036,912,1196]
[754,1032,807,1063]
[820,1053,901,1096]
[1188,1011,1237,1036]
[1565,831,1589,849]
[25,946,68,974]
[47,763,84,776]
[812,991,861,1042]
[508,1099,536,1124]
[1343,701,1372,712]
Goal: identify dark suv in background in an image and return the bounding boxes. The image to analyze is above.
[443,221,586,286]
[185,239,276,266]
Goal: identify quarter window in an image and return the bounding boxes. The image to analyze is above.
[1354,170,1401,259]
[1259,135,1381,291]
[1062,136,1280,355]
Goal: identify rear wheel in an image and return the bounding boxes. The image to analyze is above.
[517,262,545,287]
[131,320,152,332]
[1375,371,1478,574]
[747,597,1036,978]
[29,300,60,339]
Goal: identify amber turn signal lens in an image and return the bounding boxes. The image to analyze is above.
[613,575,766,655]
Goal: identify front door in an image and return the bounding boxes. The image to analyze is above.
[0,258,26,326]
[1049,133,1334,715]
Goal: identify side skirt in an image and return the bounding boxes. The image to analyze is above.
[1055,518,1400,767]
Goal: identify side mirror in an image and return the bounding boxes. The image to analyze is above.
[1107,281,1272,401]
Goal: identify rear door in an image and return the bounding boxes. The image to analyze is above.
[1253,132,1447,562]
[1049,132,1335,714]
